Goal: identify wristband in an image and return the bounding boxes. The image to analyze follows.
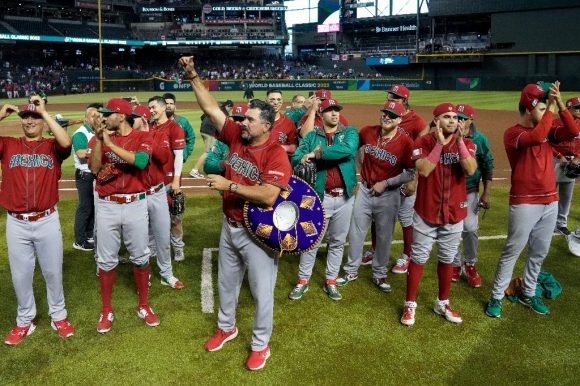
[457,139,470,160]
[426,143,443,164]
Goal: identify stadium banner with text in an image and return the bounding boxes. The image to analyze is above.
[365,56,410,66]
[154,79,360,92]
[0,34,282,46]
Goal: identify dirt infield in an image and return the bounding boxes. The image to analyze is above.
[5,102,516,198]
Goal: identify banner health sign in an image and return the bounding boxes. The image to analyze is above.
[366,56,410,66]
[154,79,424,92]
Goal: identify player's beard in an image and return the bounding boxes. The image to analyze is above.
[166,109,175,118]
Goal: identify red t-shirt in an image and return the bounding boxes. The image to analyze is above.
[359,125,414,185]
[550,118,580,158]
[89,130,153,197]
[150,119,185,185]
[145,129,171,187]
[412,133,476,225]
[271,114,297,151]
[218,119,292,222]
[323,132,345,191]
[0,137,70,212]
[399,109,427,140]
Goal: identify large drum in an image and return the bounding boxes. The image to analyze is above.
[244,176,326,256]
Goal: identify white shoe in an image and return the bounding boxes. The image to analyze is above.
[161,275,184,289]
[189,169,204,179]
[433,299,463,324]
[174,248,185,262]
[400,301,417,326]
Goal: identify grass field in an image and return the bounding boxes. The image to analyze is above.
[1,90,580,384]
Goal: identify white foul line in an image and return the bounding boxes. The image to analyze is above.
[199,234,510,313]
[201,248,219,314]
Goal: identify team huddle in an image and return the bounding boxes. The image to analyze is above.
[0,56,578,371]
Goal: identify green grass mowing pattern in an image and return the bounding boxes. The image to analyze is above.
[1,187,580,384]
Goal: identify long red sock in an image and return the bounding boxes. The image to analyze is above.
[370,221,376,250]
[402,226,413,257]
[133,265,151,308]
[98,269,116,313]
[437,262,453,301]
[405,261,424,302]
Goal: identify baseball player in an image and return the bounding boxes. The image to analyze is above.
[163,93,194,262]
[266,89,298,155]
[284,94,306,126]
[134,104,184,290]
[0,97,75,345]
[72,103,102,251]
[336,101,415,293]
[400,103,477,327]
[88,98,158,333]
[451,104,494,287]
[486,82,579,318]
[550,96,580,236]
[288,98,359,301]
[364,85,428,273]
[298,89,349,138]
[180,56,291,371]
[149,96,187,262]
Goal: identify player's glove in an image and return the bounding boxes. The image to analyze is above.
[169,191,185,215]
[96,163,118,185]
[564,162,580,179]
[293,162,317,187]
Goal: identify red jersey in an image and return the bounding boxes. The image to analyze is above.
[412,133,476,225]
[550,117,580,158]
[218,119,292,222]
[0,137,71,212]
[399,109,427,140]
[504,110,578,205]
[298,113,349,133]
[145,129,171,187]
[359,125,414,185]
[150,119,185,185]
[89,130,153,197]
[271,114,297,151]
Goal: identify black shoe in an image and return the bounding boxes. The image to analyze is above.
[555,226,571,236]
[73,241,94,252]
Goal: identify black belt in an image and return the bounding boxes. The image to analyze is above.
[361,180,399,191]
[225,217,244,228]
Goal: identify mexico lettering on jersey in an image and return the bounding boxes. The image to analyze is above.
[359,125,414,185]
[145,129,171,187]
[271,114,297,148]
[150,119,185,185]
[0,137,71,212]
[88,130,153,197]
[412,133,476,225]
[218,119,292,222]
[399,109,427,140]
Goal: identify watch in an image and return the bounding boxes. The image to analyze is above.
[229,182,239,193]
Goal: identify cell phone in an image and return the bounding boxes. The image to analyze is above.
[122,97,132,102]
[308,91,314,97]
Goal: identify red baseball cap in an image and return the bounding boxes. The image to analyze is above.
[231,104,248,118]
[381,101,405,117]
[519,84,546,111]
[99,98,139,116]
[433,102,457,117]
[318,99,343,113]
[388,84,410,99]
[133,104,151,121]
[456,104,475,119]
[18,104,43,118]
[315,89,332,100]
[566,97,580,109]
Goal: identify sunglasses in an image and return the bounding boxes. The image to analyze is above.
[382,112,400,120]
[388,94,403,100]
[232,116,245,122]
[457,116,469,122]
[101,112,114,117]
